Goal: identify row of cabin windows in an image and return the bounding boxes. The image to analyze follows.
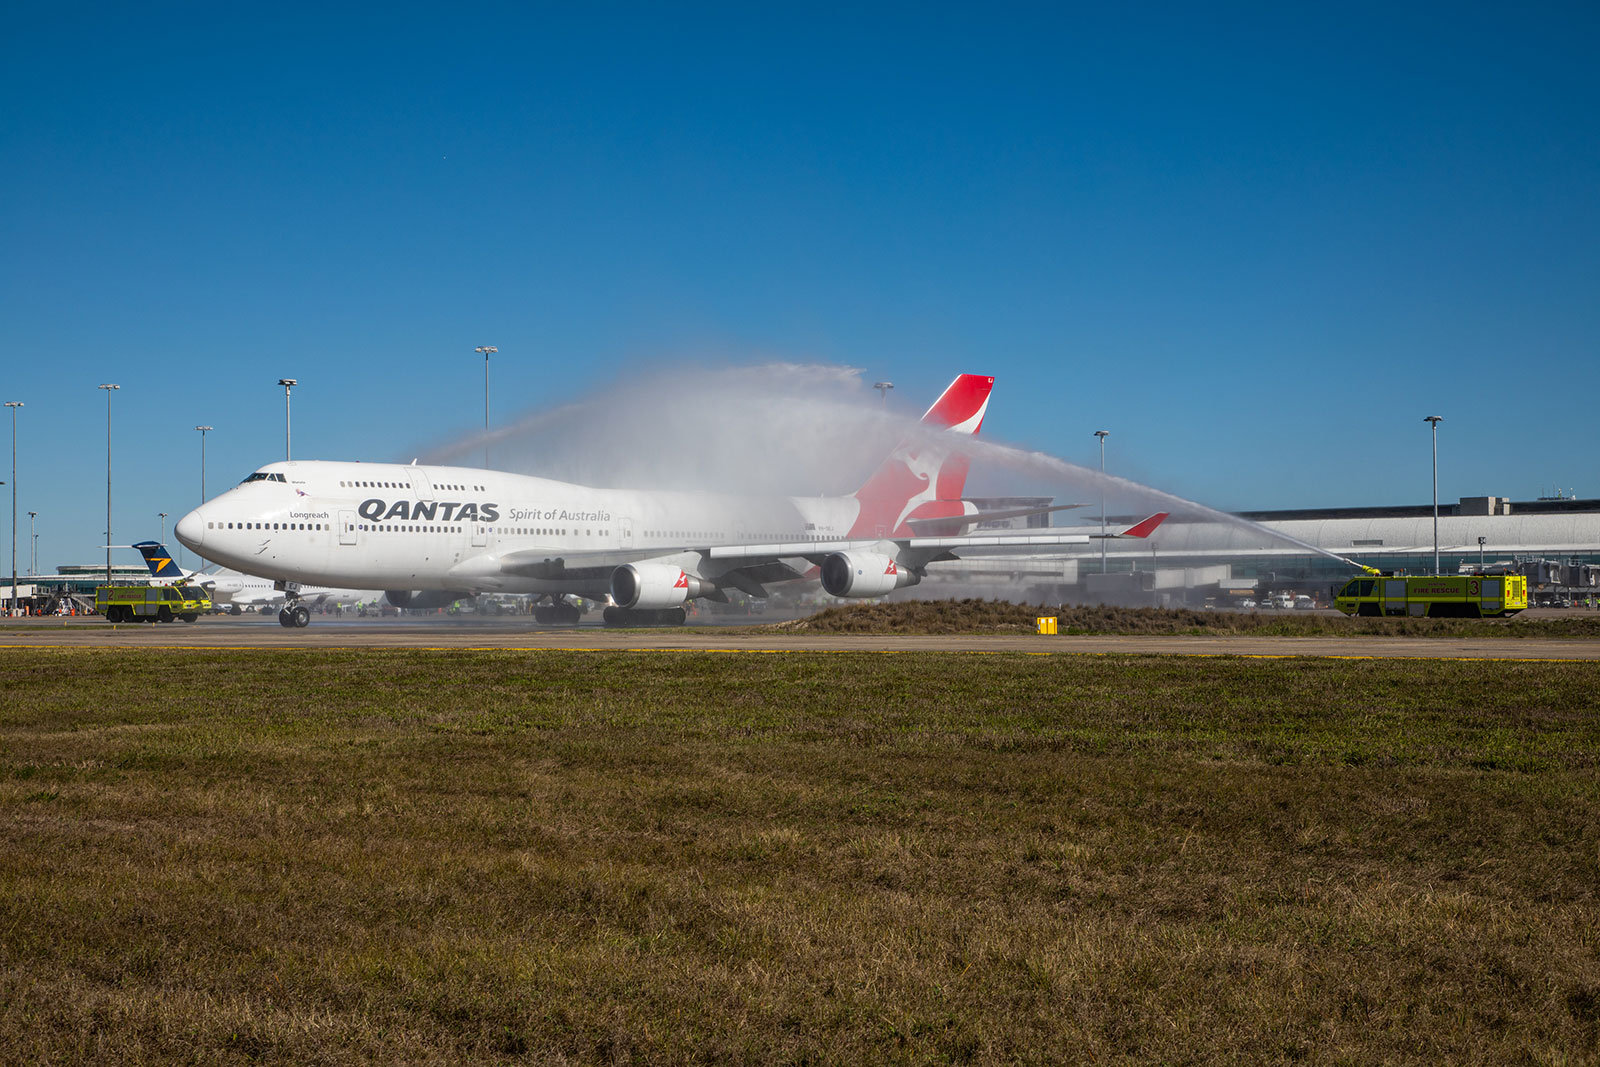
[360,525,462,533]
[209,521,325,531]
[359,526,615,537]
[339,479,482,491]
[241,473,487,494]
[206,521,621,538]
[205,520,829,544]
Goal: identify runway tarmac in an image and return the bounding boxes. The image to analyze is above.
[3,613,1598,659]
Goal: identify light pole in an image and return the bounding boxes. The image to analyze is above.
[196,426,212,502]
[1094,430,1109,573]
[28,511,37,575]
[277,380,296,461]
[476,346,497,468]
[873,381,894,407]
[1478,535,1486,573]
[159,512,168,546]
[99,384,119,584]
[5,401,20,614]
[1424,415,1443,574]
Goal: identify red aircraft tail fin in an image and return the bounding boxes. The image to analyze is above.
[850,375,993,537]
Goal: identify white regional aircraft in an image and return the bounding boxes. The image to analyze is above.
[174,375,1167,628]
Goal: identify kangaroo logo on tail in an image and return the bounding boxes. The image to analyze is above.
[850,374,993,537]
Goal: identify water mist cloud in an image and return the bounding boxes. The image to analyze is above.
[417,362,910,496]
[413,359,1347,564]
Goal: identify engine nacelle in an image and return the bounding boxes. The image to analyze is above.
[610,564,712,610]
[385,589,471,611]
[819,552,921,598]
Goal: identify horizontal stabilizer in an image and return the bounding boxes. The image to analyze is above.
[905,502,1088,533]
[1113,512,1169,539]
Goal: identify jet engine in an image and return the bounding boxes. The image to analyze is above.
[610,564,712,610]
[820,552,921,598]
[385,589,472,611]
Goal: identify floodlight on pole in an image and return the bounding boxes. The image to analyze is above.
[5,401,20,614]
[873,381,894,407]
[476,346,497,468]
[99,385,119,585]
[28,511,36,576]
[196,426,213,503]
[1424,415,1443,574]
[1094,430,1109,574]
[277,380,297,461]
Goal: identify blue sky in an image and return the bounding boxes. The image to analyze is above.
[3,2,1596,572]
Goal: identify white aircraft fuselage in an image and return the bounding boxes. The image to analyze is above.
[176,460,860,599]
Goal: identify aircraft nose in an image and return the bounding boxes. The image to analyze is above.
[176,509,205,550]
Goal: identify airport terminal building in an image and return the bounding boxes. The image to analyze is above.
[939,494,1600,607]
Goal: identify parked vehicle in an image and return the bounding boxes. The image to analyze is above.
[95,583,213,623]
[1334,575,1527,618]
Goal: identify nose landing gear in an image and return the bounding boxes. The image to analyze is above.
[278,602,311,628]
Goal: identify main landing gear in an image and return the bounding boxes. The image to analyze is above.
[603,606,687,627]
[533,598,583,625]
[278,601,311,628]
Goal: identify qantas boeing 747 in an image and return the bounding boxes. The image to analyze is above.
[174,375,1166,627]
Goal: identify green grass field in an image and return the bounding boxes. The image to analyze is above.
[2,649,1597,1064]
[781,599,1600,637]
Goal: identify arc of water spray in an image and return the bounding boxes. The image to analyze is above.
[407,363,1375,574]
[420,402,590,466]
[948,434,1374,572]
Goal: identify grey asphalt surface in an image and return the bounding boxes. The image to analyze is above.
[3,612,1598,659]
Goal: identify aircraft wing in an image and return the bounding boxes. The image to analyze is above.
[462,514,1168,595]
[490,546,705,581]
[706,513,1169,564]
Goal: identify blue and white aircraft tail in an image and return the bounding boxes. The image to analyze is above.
[133,541,205,583]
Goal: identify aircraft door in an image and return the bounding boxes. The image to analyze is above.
[406,468,435,501]
[621,518,634,549]
[339,511,358,546]
[472,523,488,548]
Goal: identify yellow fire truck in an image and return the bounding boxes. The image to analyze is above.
[1334,574,1528,618]
[96,583,213,623]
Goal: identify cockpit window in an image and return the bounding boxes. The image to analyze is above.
[239,472,288,484]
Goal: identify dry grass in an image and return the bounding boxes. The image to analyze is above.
[1,648,1597,1064]
[778,598,1600,637]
